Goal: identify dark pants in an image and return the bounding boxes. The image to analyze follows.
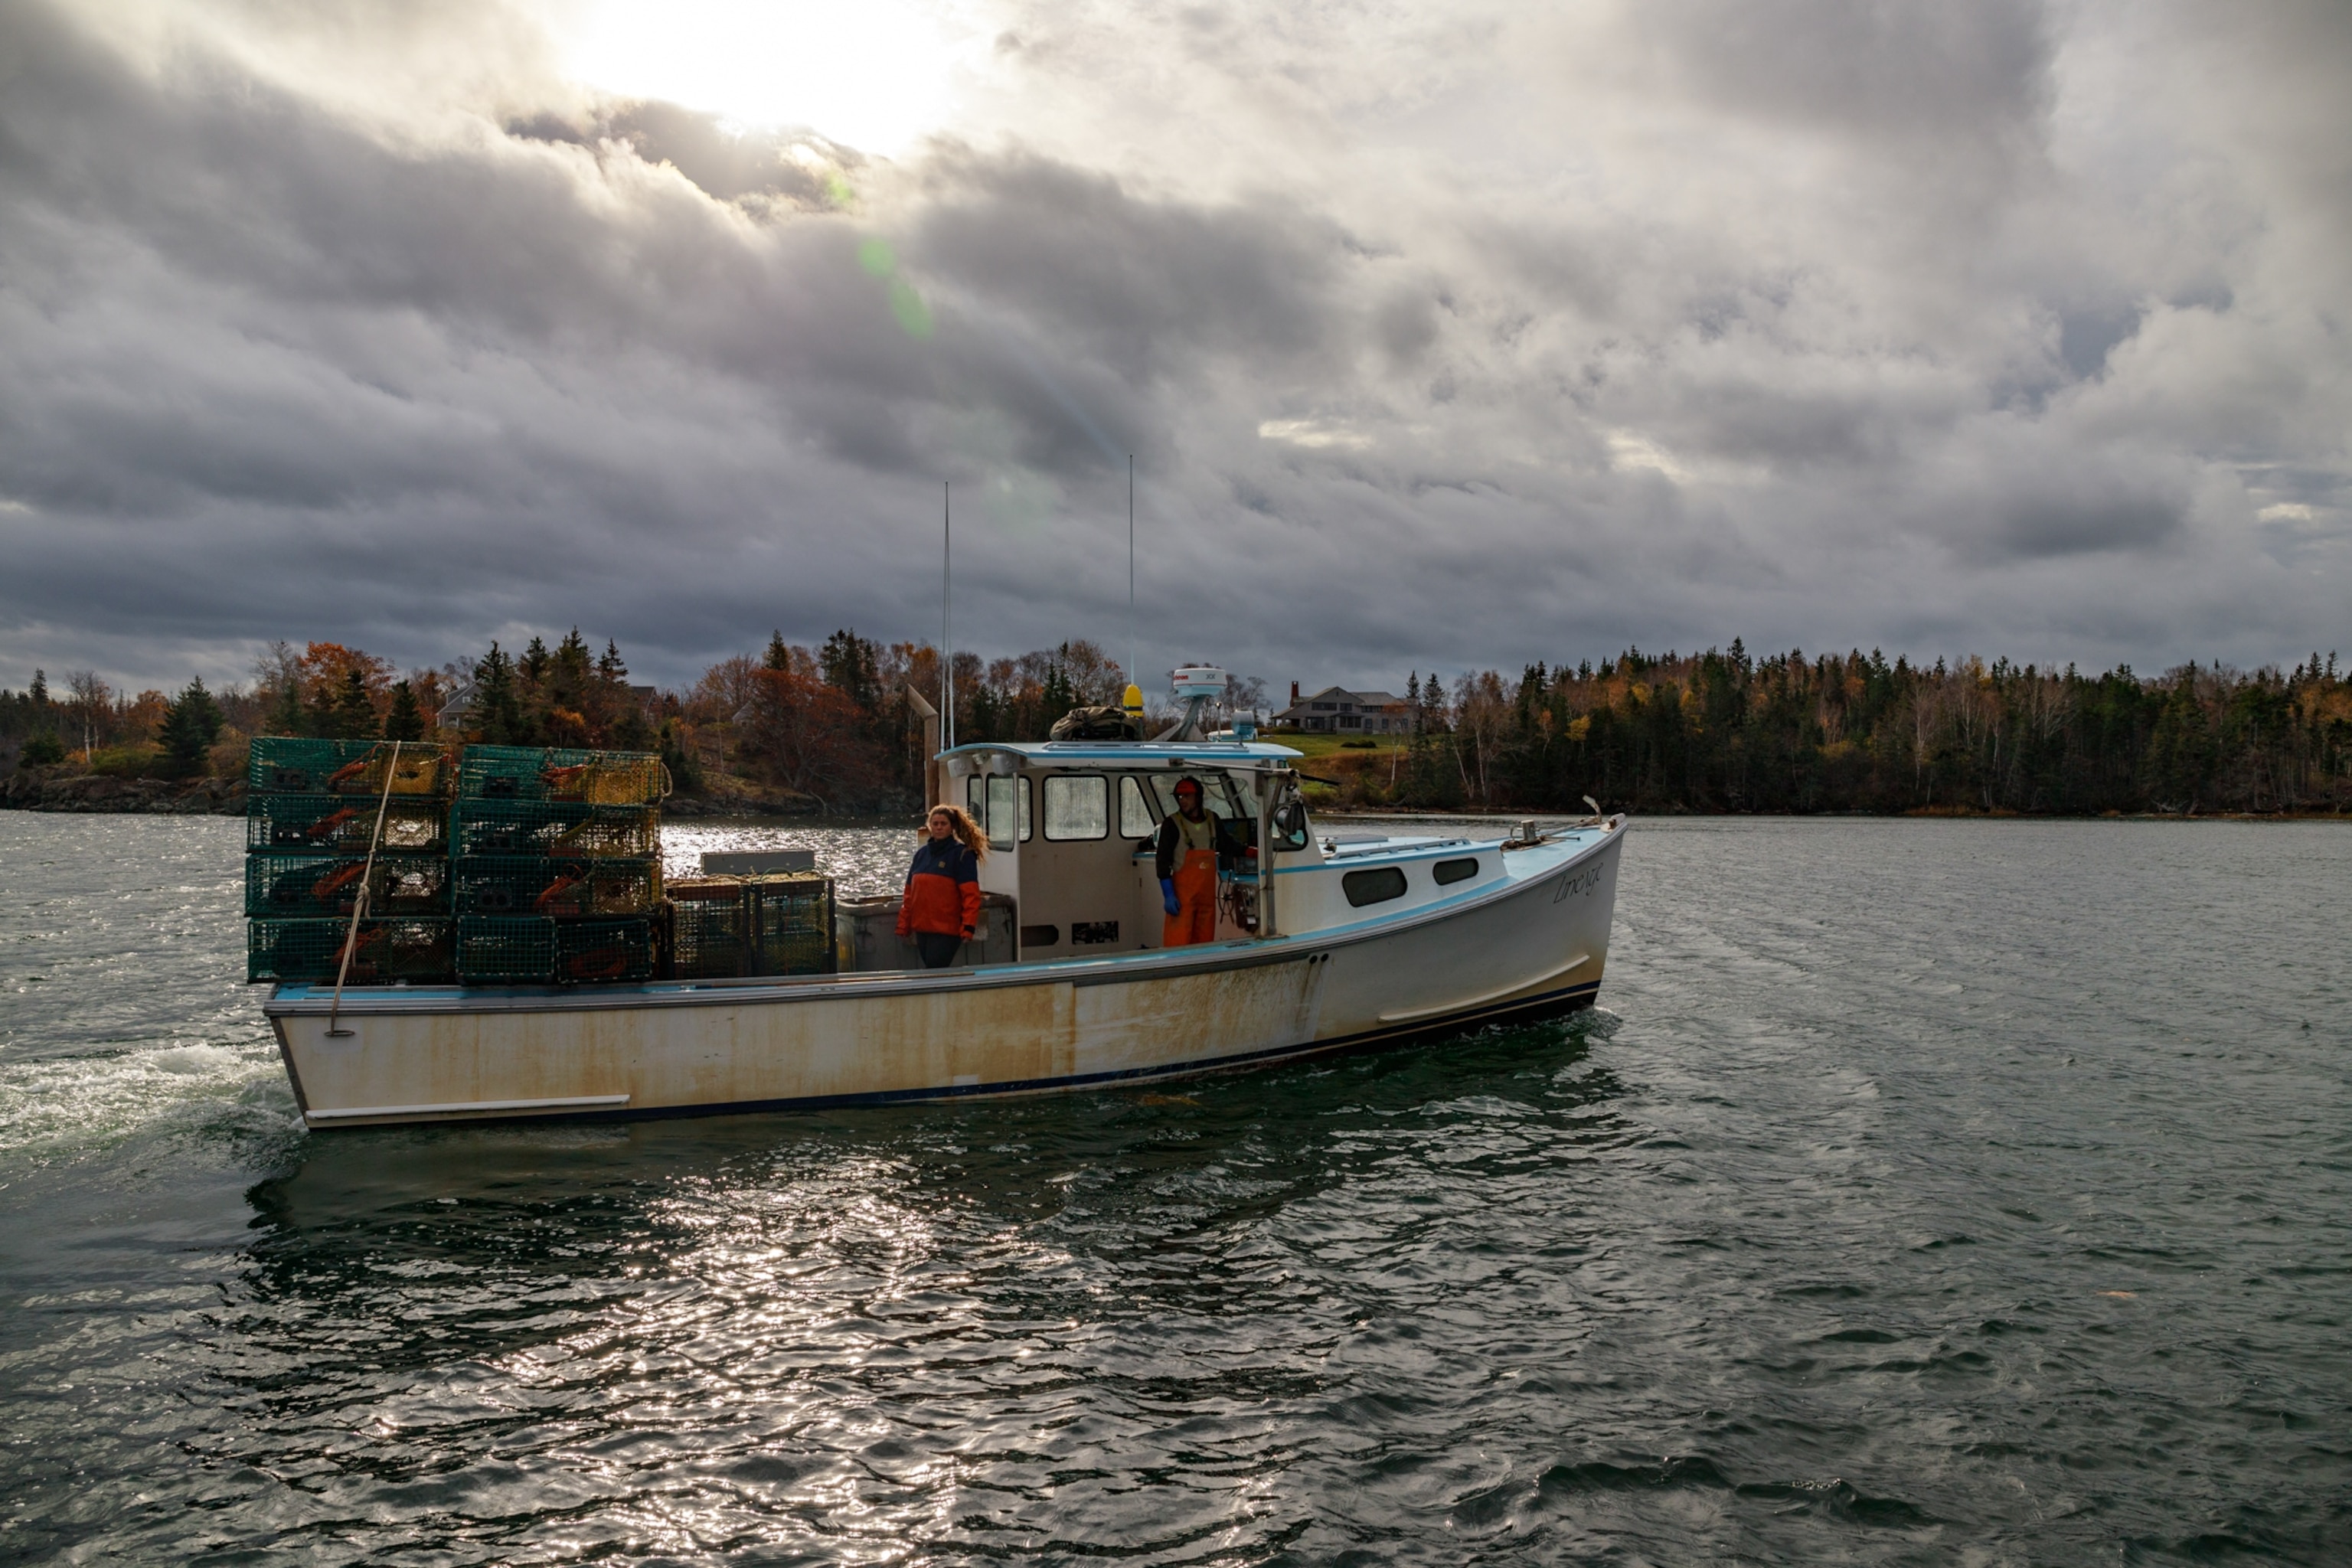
[915,931,965,969]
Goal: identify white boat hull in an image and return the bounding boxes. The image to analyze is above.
[266,825,1625,1127]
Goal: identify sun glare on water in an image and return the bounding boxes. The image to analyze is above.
[560,0,963,155]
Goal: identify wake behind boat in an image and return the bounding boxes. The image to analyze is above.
[253,677,1627,1128]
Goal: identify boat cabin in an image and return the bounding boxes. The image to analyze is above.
[844,738,1514,969]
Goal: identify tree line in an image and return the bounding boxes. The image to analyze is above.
[7,633,2347,816]
[1373,642,2352,816]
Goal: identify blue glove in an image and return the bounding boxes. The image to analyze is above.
[1161,877,1181,917]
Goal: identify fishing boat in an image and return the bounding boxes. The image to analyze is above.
[262,681,1627,1128]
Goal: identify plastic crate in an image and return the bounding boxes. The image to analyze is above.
[246,851,449,919]
[247,793,449,854]
[668,879,749,978]
[555,917,655,984]
[452,800,660,860]
[747,874,835,976]
[456,916,557,985]
[453,856,661,917]
[248,737,449,798]
[459,746,666,805]
[248,917,454,985]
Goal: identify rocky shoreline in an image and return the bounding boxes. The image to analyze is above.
[2,769,246,815]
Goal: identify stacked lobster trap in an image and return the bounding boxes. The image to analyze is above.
[245,738,456,984]
[242,738,848,990]
[664,872,836,981]
[449,746,667,985]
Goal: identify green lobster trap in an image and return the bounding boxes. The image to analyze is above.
[662,874,833,978]
[248,737,449,798]
[246,851,450,919]
[247,793,449,854]
[455,916,556,985]
[555,917,656,985]
[453,856,661,918]
[452,799,660,860]
[458,745,667,806]
[248,917,454,985]
[747,874,835,976]
[666,878,749,979]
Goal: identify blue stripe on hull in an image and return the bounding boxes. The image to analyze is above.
[309,978,1606,1129]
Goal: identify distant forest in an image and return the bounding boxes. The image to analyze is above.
[4,632,2348,817]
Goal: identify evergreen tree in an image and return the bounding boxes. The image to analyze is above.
[609,701,655,753]
[267,671,307,737]
[819,629,879,712]
[520,635,550,687]
[19,730,65,768]
[157,678,224,778]
[469,642,528,744]
[305,675,340,737]
[326,668,376,739]
[658,717,703,792]
[529,628,596,743]
[764,631,792,671]
[556,628,592,678]
[29,669,47,707]
[2146,673,2216,809]
[599,639,628,683]
[1040,659,1076,723]
[383,679,426,741]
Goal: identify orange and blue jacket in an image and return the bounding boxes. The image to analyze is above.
[897,838,982,938]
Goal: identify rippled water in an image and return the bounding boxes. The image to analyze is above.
[2,812,2347,1563]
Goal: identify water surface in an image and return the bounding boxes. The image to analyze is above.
[2,812,2347,1563]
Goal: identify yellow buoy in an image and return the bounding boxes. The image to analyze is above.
[1122,683,1143,715]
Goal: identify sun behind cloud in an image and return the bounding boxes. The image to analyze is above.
[559,0,966,154]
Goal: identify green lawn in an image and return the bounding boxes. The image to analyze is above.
[1261,730,1403,760]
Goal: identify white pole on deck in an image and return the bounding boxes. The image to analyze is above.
[941,481,953,753]
[1129,455,1136,694]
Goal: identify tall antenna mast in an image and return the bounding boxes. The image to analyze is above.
[1119,454,1145,729]
[941,481,953,753]
[1128,455,1136,691]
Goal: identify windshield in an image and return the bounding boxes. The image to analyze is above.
[1142,771,1248,822]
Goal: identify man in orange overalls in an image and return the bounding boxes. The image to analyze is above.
[1155,776,1220,946]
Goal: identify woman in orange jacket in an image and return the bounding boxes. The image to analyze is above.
[897,804,987,968]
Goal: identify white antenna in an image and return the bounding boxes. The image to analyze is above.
[941,480,953,752]
[1128,455,1136,691]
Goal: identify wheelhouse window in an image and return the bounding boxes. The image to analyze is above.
[1118,776,1157,838]
[1145,772,1246,822]
[1432,857,1480,886]
[1342,867,1408,906]
[1044,774,1108,840]
[967,773,1031,848]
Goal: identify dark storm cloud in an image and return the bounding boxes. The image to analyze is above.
[0,0,2345,697]
[910,151,1348,384]
[1632,0,2050,145]
[0,0,1403,688]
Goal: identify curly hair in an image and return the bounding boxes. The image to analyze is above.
[925,802,989,864]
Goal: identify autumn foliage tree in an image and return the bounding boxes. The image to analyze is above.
[739,667,888,808]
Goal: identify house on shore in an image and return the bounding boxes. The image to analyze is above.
[1272,682,1410,734]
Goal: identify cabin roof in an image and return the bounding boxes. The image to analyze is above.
[940,739,1302,767]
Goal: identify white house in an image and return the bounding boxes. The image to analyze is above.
[1271,683,1410,733]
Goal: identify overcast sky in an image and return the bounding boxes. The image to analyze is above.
[2,0,2345,697]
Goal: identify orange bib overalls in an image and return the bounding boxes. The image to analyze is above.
[1164,813,1219,948]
